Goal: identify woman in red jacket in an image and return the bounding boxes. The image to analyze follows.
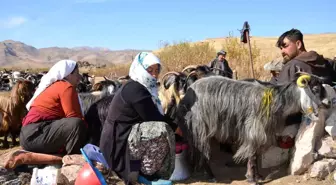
[5,59,87,169]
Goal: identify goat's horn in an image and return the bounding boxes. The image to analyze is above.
[296,71,324,81]
[117,75,129,80]
[183,71,198,89]
[160,71,180,81]
[182,65,199,73]
[186,71,198,79]
[104,76,112,81]
[297,74,311,87]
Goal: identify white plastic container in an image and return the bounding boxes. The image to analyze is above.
[169,150,191,181]
[30,165,60,185]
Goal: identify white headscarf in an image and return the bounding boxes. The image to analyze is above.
[129,52,164,115]
[26,59,84,114]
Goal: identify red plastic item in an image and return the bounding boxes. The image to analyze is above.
[175,142,188,154]
[278,136,295,149]
[75,163,101,185]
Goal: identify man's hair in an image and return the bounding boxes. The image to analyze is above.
[276,28,305,49]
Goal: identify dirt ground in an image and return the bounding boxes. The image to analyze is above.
[0,145,335,185]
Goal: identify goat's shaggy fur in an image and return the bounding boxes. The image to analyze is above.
[0,80,35,148]
[175,75,329,183]
[91,78,121,92]
[79,85,115,115]
[84,94,115,145]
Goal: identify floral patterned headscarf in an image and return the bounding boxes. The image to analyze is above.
[129,52,164,115]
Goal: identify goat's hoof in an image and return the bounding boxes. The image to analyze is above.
[2,143,9,149]
[246,178,260,185]
[255,173,264,181]
[207,178,217,183]
[247,178,261,185]
[12,141,18,146]
[248,182,261,185]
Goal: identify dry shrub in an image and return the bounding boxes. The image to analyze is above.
[80,63,132,79]
[220,35,270,79]
[156,35,272,80]
[156,40,216,74]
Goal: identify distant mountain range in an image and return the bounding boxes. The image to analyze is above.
[0,40,149,68]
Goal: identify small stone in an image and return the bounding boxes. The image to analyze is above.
[316,136,336,158]
[310,159,336,179]
[59,165,82,184]
[62,154,85,167]
[302,173,310,181]
[296,179,300,183]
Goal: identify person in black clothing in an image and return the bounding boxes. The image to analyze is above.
[207,50,233,78]
[99,52,177,185]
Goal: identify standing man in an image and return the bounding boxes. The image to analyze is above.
[208,50,233,79]
[271,28,334,85]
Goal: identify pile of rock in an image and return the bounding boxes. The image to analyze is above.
[261,84,336,181]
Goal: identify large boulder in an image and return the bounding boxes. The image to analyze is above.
[289,118,325,175]
[261,124,299,169]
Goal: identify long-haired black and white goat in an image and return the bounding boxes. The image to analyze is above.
[84,94,115,145]
[159,66,215,120]
[79,83,117,115]
[174,74,331,185]
[159,71,190,119]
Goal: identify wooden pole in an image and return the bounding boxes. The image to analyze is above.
[245,30,255,78]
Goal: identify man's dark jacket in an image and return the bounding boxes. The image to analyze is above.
[208,59,233,78]
[271,51,335,85]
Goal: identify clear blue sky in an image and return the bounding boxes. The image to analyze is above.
[0,0,334,50]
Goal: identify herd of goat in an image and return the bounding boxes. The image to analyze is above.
[0,64,333,185]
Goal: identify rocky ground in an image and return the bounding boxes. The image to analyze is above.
[0,145,335,185]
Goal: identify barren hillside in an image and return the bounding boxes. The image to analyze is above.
[0,40,149,68]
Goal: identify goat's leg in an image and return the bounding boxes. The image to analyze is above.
[203,159,217,182]
[245,155,262,185]
[195,146,217,182]
[3,133,9,148]
[254,155,263,181]
[11,131,18,146]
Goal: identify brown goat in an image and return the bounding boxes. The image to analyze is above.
[0,80,35,148]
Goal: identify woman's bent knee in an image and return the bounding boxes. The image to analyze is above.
[64,117,86,131]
